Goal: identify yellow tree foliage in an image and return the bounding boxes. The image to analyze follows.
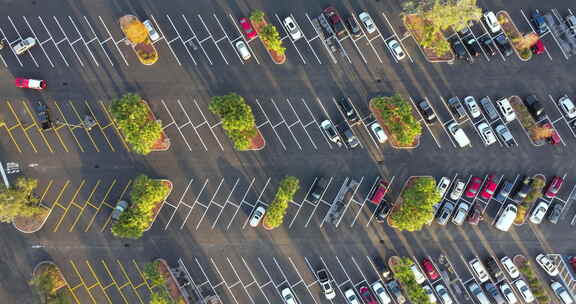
[124,20,148,44]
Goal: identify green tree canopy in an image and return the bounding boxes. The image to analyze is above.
[209,93,258,150]
[110,93,162,155]
[263,176,300,229]
[372,95,422,146]
[390,177,440,231]
[0,177,44,223]
[249,10,265,24]
[260,24,286,55]
[149,290,174,304]
[30,265,71,304]
[392,257,431,304]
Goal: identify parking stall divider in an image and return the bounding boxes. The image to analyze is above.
[228,13,260,64]
[52,16,84,66]
[68,100,100,152]
[165,14,198,66]
[335,176,364,227]
[225,177,254,230]
[53,100,85,152]
[408,96,441,148]
[213,14,244,64]
[197,14,228,64]
[52,180,85,232]
[82,178,117,233]
[97,16,129,66]
[149,14,182,66]
[318,255,349,298]
[83,100,116,152]
[8,16,39,66]
[194,99,225,151]
[242,177,272,229]
[274,14,307,64]
[211,178,240,229]
[98,100,130,151]
[549,94,576,140]
[286,98,318,150]
[182,15,213,65]
[163,178,194,230]
[350,176,381,227]
[288,177,318,229]
[160,99,193,151]
[68,179,100,232]
[287,257,321,304]
[68,16,99,66]
[21,100,54,153]
[176,99,209,151]
[292,13,322,64]
[224,257,258,304]
[7,101,38,153]
[82,16,115,66]
[273,257,305,304]
[37,16,70,66]
[258,257,287,302]
[0,24,24,66]
[69,260,100,303]
[100,260,131,303]
[22,16,55,67]
[98,179,128,232]
[305,13,338,64]
[304,176,334,228]
[255,99,287,150]
[195,178,224,230]
[180,178,209,230]
[271,98,302,150]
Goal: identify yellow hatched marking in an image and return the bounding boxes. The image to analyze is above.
[69,180,101,232]
[7,124,19,131]
[85,260,113,304]
[70,260,98,304]
[53,202,67,209]
[116,260,145,304]
[23,124,35,131]
[71,283,84,291]
[7,101,37,153]
[53,180,85,232]
[22,100,54,153]
[53,100,84,152]
[85,100,115,152]
[69,100,99,152]
[70,202,84,209]
[84,180,116,232]
[39,180,54,202]
[86,202,99,209]
[132,260,154,292]
[102,282,115,290]
[100,180,132,232]
[99,100,129,151]
[101,260,130,304]
[87,282,99,290]
[101,123,113,129]
[3,124,22,152]
[46,180,70,226]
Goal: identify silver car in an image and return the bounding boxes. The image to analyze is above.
[464,96,481,118]
[477,122,497,146]
[450,180,465,200]
[13,37,36,55]
[387,39,405,60]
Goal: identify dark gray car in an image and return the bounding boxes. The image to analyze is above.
[448,97,467,119]
[479,97,499,120]
[437,202,455,225]
[494,180,514,202]
[342,127,360,148]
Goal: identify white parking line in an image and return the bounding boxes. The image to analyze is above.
[243,178,271,229]
[547,9,570,60]
[274,14,307,64]
[213,14,244,64]
[228,14,260,64]
[164,14,198,65]
[520,9,553,61]
[350,177,380,227]
[197,14,228,64]
[22,16,54,67]
[97,16,129,66]
[150,14,182,66]
[68,16,99,66]
[161,100,194,151]
[305,13,338,64]
[304,177,334,228]
[195,178,225,230]
[210,258,240,303]
[226,177,254,230]
[182,14,213,65]
[177,99,210,151]
[288,98,318,150]
[290,14,322,64]
[258,258,287,302]
[225,258,258,304]
[548,95,573,143]
[53,16,83,66]
[195,99,224,151]
[242,257,273,304]
[179,178,209,229]
[212,178,240,229]
[409,96,442,148]
[366,176,395,226]
[82,16,115,66]
[381,12,414,63]
[335,177,364,227]
[164,179,194,230]
[256,99,287,150]
[192,258,226,303]
[271,98,302,150]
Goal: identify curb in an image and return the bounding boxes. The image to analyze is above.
[497,11,532,62]
[245,128,266,151]
[144,100,171,152]
[155,258,190,304]
[32,261,70,293]
[251,18,287,64]
[513,174,545,226]
[13,206,51,233]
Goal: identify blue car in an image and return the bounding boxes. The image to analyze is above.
[531,11,548,34]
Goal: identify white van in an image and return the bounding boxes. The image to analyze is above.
[495,204,517,231]
[448,122,471,148]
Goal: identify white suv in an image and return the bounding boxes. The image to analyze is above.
[283,16,302,41]
[559,95,576,119]
[464,96,481,118]
[469,258,490,282]
[536,254,559,276]
[500,256,520,279]
[477,122,497,146]
[496,98,516,122]
[13,37,36,55]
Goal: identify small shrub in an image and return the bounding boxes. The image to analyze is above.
[524,176,545,204]
[249,10,265,24]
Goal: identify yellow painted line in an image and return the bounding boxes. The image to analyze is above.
[102,202,114,209]
[50,121,70,153]
[69,180,101,232]
[84,180,116,232]
[66,284,82,304]
[85,100,115,152]
[3,124,22,153]
[134,282,146,289]
[132,260,153,292]
[116,260,145,304]
[100,180,132,232]
[39,180,54,202]
[101,123,113,129]
[87,282,99,290]
[53,100,84,152]
[99,100,129,151]
[69,260,98,304]
[53,202,67,209]
[86,202,99,209]
[101,260,130,304]
[71,283,84,291]
[46,180,70,228]
[53,180,85,232]
[69,100,100,152]
[22,101,54,153]
[70,202,84,209]
[23,124,35,131]
[102,282,115,290]
[7,124,19,131]
[85,260,113,304]
[7,101,37,153]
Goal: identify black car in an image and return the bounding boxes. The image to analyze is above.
[531,10,549,34]
[35,101,52,130]
[465,38,481,56]
[513,177,532,201]
[524,95,546,121]
[495,35,513,57]
[346,17,361,38]
[386,280,406,304]
[337,98,359,124]
[451,39,469,61]
[494,180,514,202]
[308,177,327,202]
[548,202,562,224]
[375,200,392,223]
[485,282,506,304]
[418,100,437,123]
[479,36,497,56]
[341,126,360,148]
[485,257,504,281]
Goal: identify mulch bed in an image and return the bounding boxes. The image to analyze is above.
[251,19,287,64]
[369,101,419,149]
[144,180,173,231]
[156,259,186,304]
[497,11,533,61]
[403,14,454,62]
[143,100,170,151]
[246,128,265,150]
[13,208,50,233]
[34,262,67,293]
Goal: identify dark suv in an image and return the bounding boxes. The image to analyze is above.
[418,100,437,123]
[375,200,392,223]
[513,177,533,201]
[485,257,503,281]
[448,97,467,119]
[451,38,470,61]
[495,35,513,57]
[494,180,514,202]
[337,98,359,124]
[524,95,546,121]
[308,177,327,202]
[35,101,53,130]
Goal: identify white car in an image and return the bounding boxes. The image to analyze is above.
[500,256,520,279]
[551,281,574,304]
[435,284,453,304]
[536,254,559,276]
[410,264,426,284]
[450,180,465,200]
[249,206,266,227]
[452,202,470,225]
[283,16,302,41]
[477,122,497,146]
[281,288,297,304]
[496,98,516,122]
[484,11,501,33]
[448,122,471,148]
[371,123,388,143]
[469,258,490,283]
[371,281,392,304]
[423,285,437,303]
[515,279,535,303]
[344,288,360,304]
[464,96,481,118]
[529,200,549,224]
[143,20,161,42]
[387,39,406,60]
[13,37,36,55]
[359,12,376,34]
[321,120,340,144]
[235,40,251,60]
[559,95,576,119]
[437,177,451,198]
[500,282,518,304]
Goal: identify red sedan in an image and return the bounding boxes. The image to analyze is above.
[480,175,497,200]
[545,176,563,198]
[421,258,440,280]
[465,177,482,199]
[15,77,46,90]
[359,286,378,304]
[239,17,257,39]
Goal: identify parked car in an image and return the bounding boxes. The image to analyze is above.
[480,175,497,200]
[450,180,465,200]
[341,127,360,148]
[437,177,451,198]
[359,285,378,304]
[320,120,341,145]
[551,281,574,304]
[371,123,388,143]
[536,254,559,276]
[13,37,36,55]
[500,256,520,279]
[448,97,467,119]
[495,124,516,147]
[452,202,470,225]
[524,94,546,121]
[470,258,490,283]
[358,12,376,34]
[371,281,392,304]
[375,200,392,223]
[346,17,362,38]
[567,14,576,31]
[494,204,517,232]
[548,202,563,224]
[422,258,440,280]
[465,38,481,56]
[249,206,266,227]
[387,39,406,60]
[532,39,545,55]
[239,17,257,39]
[499,282,518,304]
[15,78,47,90]
[479,97,499,120]
[468,282,490,304]
[410,263,426,284]
[485,282,507,304]
[513,177,532,201]
[324,7,347,39]
[531,10,549,34]
[418,100,437,123]
[496,98,516,122]
[309,177,327,202]
[283,16,302,41]
[435,284,453,304]
[448,122,471,148]
[529,200,550,224]
[477,122,497,146]
[386,280,406,304]
[479,36,497,56]
[514,279,535,303]
[495,35,513,56]
[344,288,360,304]
[485,257,504,281]
[484,11,501,33]
[337,98,359,123]
[494,180,514,202]
[559,95,576,119]
[142,20,161,42]
[451,39,469,61]
[467,203,484,225]
[543,122,562,145]
[111,200,129,221]
[370,179,389,204]
[423,285,437,303]
[465,177,482,198]
[464,96,481,118]
[437,202,455,225]
[281,288,297,304]
[317,269,336,300]
[35,101,52,130]
[235,40,251,60]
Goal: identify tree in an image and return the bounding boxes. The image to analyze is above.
[259,25,286,55]
[392,257,430,304]
[110,93,162,155]
[30,265,70,304]
[262,176,300,229]
[372,95,422,146]
[524,176,545,204]
[390,177,440,231]
[209,93,258,150]
[124,20,148,44]
[249,10,265,24]
[143,261,165,287]
[111,175,169,239]
[0,177,44,223]
[531,125,553,141]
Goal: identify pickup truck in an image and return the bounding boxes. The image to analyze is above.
[35,101,52,130]
[323,6,347,39]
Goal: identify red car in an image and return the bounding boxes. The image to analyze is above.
[480,175,497,200]
[465,177,482,199]
[369,179,388,204]
[545,176,563,198]
[532,39,545,55]
[15,77,46,90]
[421,258,440,280]
[543,123,561,145]
[239,17,257,39]
[570,256,576,273]
[359,286,378,304]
